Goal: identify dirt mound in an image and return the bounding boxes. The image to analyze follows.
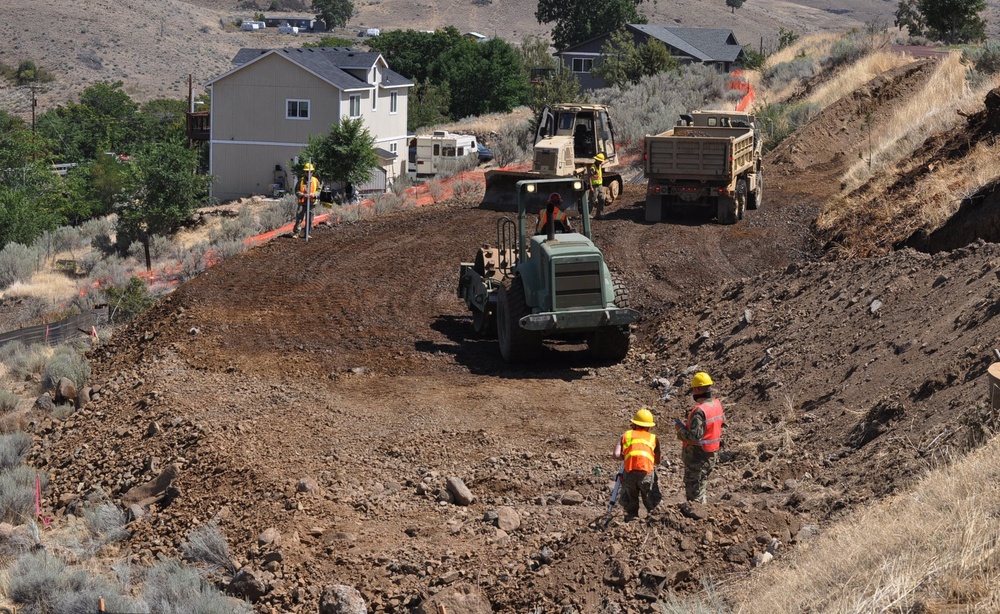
[20,58,1000,613]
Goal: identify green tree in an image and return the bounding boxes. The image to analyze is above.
[36,81,141,162]
[0,187,60,249]
[535,0,647,50]
[312,0,355,29]
[778,27,800,50]
[519,36,584,115]
[303,35,355,48]
[896,0,984,42]
[408,80,452,131]
[137,99,188,143]
[592,29,676,87]
[297,117,378,191]
[367,28,466,84]
[63,155,129,223]
[726,0,744,12]
[117,140,208,264]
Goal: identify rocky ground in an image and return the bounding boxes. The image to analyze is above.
[8,55,1000,613]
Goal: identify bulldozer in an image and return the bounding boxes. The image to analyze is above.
[482,104,624,211]
[457,176,638,363]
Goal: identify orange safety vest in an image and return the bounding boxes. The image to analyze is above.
[535,206,570,233]
[589,163,603,187]
[298,176,320,203]
[621,429,657,473]
[683,399,724,452]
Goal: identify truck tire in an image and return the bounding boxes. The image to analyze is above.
[607,178,622,202]
[717,197,738,225]
[588,276,631,361]
[748,171,763,210]
[497,276,541,362]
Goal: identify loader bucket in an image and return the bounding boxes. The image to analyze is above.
[481,168,540,211]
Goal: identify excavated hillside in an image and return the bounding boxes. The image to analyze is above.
[23,58,1000,613]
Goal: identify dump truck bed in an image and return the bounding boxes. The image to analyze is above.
[644,126,756,183]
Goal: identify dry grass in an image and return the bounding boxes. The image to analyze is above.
[838,57,1000,192]
[805,49,914,110]
[754,33,842,102]
[3,271,77,303]
[729,435,1000,613]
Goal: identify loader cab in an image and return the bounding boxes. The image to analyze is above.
[535,105,617,162]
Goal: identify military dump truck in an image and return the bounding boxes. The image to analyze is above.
[457,177,638,363]
[482,104,624,211]
[643,110,763,224]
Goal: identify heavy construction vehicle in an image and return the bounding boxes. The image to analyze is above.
[457,177,638,362]
[643,110,763,224]
[482,104,624,211]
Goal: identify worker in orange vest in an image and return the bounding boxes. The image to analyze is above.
[293,162,321,237]
[674,371,725,504]
[535,192,574,235]
[613,408,662,521]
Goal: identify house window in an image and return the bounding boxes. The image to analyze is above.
[286,99,310,119]
[571,58,593,73]
[349,95,361,118]
[390,143,398,154]
[390,91,398,114]
[372,90,377,111]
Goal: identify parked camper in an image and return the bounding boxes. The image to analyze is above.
[408,132,480,181]
[278,23,299,34]
[241,20,265,31]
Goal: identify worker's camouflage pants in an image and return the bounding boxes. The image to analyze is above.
[591,186,609,217]
[620,469,660,516]
[293,200,313,233]
[683,447,718,504]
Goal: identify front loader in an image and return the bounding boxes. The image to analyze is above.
[482,104,624,211]
[457,177,638,363]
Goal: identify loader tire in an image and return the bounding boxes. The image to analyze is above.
[588,275,631,361]
[735,179,748,221]
[497,276,541,362]
[472,306,495,338]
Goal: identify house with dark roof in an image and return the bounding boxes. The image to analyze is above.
[555,25,746,90]
[205,47,413,201]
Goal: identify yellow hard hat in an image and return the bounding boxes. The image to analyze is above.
[303,162,315,171]
[631,408,655,427]
[594,153,606,162]
[690,371,714,389]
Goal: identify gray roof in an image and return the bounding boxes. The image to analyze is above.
[226,47,413,90]
[558,25,744,63]
[629,25,743,62]
[374,147,396,159]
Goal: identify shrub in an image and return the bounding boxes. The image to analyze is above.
[181,522,236,574]
[211,238,247,259]
[764,55,817,86]
[103,276,155,322]
[85,503,129,544]
[452,179,485,204]
[127,234,173,263]
[8,550,138,613]
[210,206,257,242]
[0,431,32,471]
[757,100,820,152]
[144,559,252,613]
[2,342,49,381]
[0,465,39,524]
[176,243,211,283]
[42,345,91,390]
[51,226,87,254]
[964,40,1000,75]
[258,201,290,232]
[493,117,533,167]
[90,254,132,288]
[0,389,19,413]
[0,242,42,290]
[373,192,406,214]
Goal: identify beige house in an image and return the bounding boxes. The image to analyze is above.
[206,47,413,201]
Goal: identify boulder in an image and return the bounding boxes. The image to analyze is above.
[446,477,475,506]
[560,490,584,505]
[122,464,180,508]
[319,584,367,614]
[55,377,77,405]
[33,394,55,413]
[417,582,491,614]
[495,507,520,532]
[227,567,268,602]
[297,477,320,495]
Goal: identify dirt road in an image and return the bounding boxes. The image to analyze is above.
[30,58,1000,612]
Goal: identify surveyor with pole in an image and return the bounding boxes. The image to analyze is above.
[674,371,725,504]
[293,161,320,239]
[612,408,662,521]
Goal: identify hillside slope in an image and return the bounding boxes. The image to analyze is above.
[0,0,888,116]
[19,60,1000,612]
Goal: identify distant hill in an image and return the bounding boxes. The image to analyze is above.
[0,0,993,117]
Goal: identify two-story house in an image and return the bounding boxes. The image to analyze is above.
[556,25,746,91]
[206,47,413,201]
